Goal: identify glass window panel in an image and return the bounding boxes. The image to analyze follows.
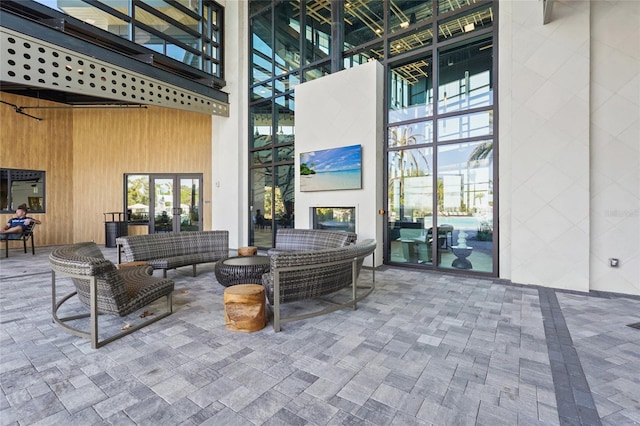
[252,149,273,166]
[166,43,195,65]
[275,165,295,228]
[45,1,130,37]
[140,0,199,30]
[202,40,210,57]
[251,167,274,247]
[389,1,433,33]
[343,43,384,70]
[252,82,273,101]
[388,27,434,57]
[1,169,46,213]
[276,146,295,163]
[274,2,301,76]
[438,110,493,141]
[135,7,198,46]
[304,0,331,65]
[211,8,219,26]
[275,96,295,145]
[303,62,331,82]
[437,140,493,272]
[389,122,434,148]
[387,147,434,263]
[250,0,272,16]
[274,72,300,94]
[438,0,477,15]
[438,36,493,114]
[126,175,150,223]
[388,146,434,222]
[252,10,274,83]
[344,0,384,48]
[136,27,164,53]
[175,0,199,14]
[389,56,433,123]
[251,103,273,148]
[438,5,493,41]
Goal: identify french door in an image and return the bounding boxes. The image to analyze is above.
[150,174,202,233]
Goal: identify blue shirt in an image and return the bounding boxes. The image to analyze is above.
[7,217,32,232]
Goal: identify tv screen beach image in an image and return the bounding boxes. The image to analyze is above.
[300,145,362,192]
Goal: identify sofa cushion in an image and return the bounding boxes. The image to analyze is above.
[262,239,376,305]
[269,229,357,255]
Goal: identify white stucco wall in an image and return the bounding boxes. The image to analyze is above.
[589,1,639,295]
[212,0,248,251]
[294,62,385,267]
[499,0,592,292]
[500,0,639,295]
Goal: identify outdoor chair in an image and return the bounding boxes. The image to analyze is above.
[50,242,174,349]
[1,222,37,258]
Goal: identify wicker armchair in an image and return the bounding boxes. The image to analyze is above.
[262,239,376,332]
[50,242,174,348]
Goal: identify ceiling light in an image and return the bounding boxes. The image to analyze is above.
[400,21,409,29]
[464,23,475,32]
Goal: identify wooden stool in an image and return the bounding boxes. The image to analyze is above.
[237,246,258,256]
[223,284,266,332]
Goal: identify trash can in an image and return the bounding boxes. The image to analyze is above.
[104,212,127,248]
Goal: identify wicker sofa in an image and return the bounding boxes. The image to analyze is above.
[116,230,229,278]
[50,242,175,349]
[267,228,357,255]
[262,238,376,332]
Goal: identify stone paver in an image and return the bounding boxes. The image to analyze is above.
[1,246,639,425]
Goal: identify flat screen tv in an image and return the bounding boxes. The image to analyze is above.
[299,144,362,192]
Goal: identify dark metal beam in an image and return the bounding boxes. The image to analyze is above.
[0,7,228,103]
[543,0,555,25]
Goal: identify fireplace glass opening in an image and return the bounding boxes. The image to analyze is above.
[312,207,356,232]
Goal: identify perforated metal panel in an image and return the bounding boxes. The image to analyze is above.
[1,28,229,117]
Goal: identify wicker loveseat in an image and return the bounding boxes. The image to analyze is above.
[50,242,175,349]
[116,230,229,277]
[262,238,376,332]
[267,228,357,255]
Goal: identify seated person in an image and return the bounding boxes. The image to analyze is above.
[254,209,265,229]
[0,204,41,237]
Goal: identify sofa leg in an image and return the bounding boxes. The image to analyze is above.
[192,264,196,277]
[273,273,281,332]
[352,258,358,311]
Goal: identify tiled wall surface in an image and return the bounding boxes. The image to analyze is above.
[500,0,639,295]
[588,1,639,295]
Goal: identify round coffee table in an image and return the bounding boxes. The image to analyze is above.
[215,255,271,287]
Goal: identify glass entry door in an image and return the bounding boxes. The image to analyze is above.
[150,175,202,233]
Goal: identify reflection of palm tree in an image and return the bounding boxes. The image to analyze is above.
[465,141,493,214]
[468,141,493,164]
[388,127,430,176]
[388,126,430,219]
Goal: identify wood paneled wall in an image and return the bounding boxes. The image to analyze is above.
[1,93,74,247]
[1,93,212,248]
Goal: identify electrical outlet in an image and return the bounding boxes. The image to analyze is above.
[609,258,619,267]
